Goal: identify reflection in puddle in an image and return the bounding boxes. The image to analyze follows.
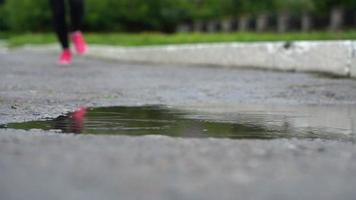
[1,105,356,141]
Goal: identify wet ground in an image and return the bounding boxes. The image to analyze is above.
[1,48,356,200]
[2,105,356,141]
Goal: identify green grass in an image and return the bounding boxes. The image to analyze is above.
[3,31,356,47]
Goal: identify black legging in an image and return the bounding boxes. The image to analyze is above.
[49,0,84,49]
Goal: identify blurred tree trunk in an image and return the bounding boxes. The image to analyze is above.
[301,11,313,32]
[238,15,250,32]
[176,23,191,33]
[193,21,204,32]
[207,20,219,32]
[207,20,221,33]
[256,12,269,32]
[329,7,344,31]
[221,18,233,32]
[277,11,290,33]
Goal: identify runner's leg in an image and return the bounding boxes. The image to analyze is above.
[49,0,69,49]
[69,0,84,31]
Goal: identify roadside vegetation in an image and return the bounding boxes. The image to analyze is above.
[0,0,355,32]
[1,0,356,47]
[3,31,356,47]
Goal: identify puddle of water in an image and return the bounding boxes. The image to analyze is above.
[1,105,356,141]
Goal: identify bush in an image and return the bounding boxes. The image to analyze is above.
[0,4,8,30]
[4,0,52,31]
[1,0,355,32]
[1,0,192,32]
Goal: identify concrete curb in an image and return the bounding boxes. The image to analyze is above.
[87,41,356,78]
[22,41,356,78]
[0,40,8,53]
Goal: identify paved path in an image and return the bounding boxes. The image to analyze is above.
[1,49,356,200]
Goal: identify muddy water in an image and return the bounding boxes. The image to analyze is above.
[1,105,356,141]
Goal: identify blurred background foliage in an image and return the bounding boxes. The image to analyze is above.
[0,0,356,32]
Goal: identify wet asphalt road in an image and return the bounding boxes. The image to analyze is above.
[1,49,356,200]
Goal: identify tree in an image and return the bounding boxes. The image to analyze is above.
[3,0,51,31]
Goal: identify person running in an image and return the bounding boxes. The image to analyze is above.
[49,0,88,65]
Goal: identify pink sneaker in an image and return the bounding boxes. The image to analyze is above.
[71,107,87,134]
[72,107,87,121]
[58,49,72,65]
[71,31,87,55]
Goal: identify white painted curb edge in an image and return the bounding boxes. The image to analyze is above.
[21,41,356,77]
